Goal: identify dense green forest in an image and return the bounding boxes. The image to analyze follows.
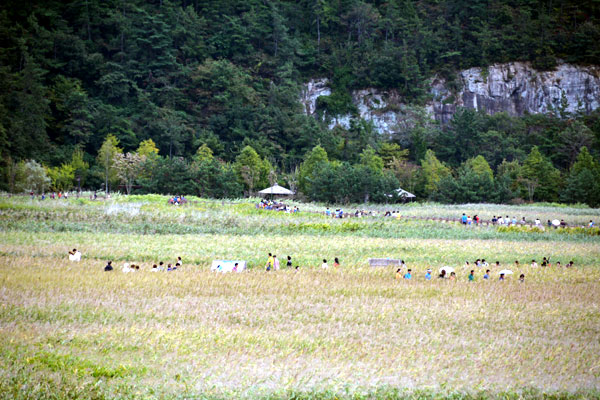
[1,0,600,205]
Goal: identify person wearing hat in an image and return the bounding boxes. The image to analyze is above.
[425,269,432,280]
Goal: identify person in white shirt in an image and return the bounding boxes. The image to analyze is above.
[321,259,329,269]
[122,263,132,273]
[68,249,81,262]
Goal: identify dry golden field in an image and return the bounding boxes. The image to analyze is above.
[0,196,599,399]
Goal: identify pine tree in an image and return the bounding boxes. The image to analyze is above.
[521,146,561,202]
[561,147,600,207]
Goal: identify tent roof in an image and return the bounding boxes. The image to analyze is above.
[258,184,295,195]
[395,188,416,198]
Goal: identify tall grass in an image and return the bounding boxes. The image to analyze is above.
[0,194,599,399]
[1,256,599,398]
[1,198,598,242]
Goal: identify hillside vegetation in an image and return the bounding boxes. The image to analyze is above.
[1,1,600,205]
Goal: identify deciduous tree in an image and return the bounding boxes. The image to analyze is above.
[113,152,146,195]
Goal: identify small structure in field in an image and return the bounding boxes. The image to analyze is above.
[395,188,416,202]
[258,184,295,199]
[369,258,403,267]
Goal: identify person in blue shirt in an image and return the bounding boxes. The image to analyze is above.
[403,269,412,279]
[483,269,490,279]
[425,269,432,280]
[499,273,505,281]
[461,213,467,224]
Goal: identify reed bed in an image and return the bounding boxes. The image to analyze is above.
[1,198,598,242]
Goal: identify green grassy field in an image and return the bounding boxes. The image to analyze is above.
[0,195,599,399]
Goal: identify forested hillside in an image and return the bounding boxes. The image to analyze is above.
[1,0,599,205]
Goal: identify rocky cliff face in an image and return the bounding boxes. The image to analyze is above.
[300,61,600,135]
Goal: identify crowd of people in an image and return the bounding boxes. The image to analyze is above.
[257,199,299,213]
[168,195,187,205]
[30,191,594,230]
[397,266,525,282]
[264,253,296,270]
[33,191,71,200]
[29,190,104,200]
[325,208,346,218]
[69,248,576,281]
[103,256,183,272]
[461,213,595,228]
[316,207,594,229]
[393,256,576,282]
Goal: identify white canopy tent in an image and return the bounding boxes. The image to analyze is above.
[395,188,416,198]
[258,184,295,197]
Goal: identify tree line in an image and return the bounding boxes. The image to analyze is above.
[9,117,600,207]
[1,0,599,205]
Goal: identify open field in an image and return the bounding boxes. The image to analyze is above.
[0,196,599,399]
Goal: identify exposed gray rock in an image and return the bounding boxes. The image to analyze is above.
[302,61,600,135]
[300,78,330,115]
[431,62,600,124]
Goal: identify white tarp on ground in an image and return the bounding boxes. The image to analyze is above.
[258,184,295,195]
[211,260,247,273]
